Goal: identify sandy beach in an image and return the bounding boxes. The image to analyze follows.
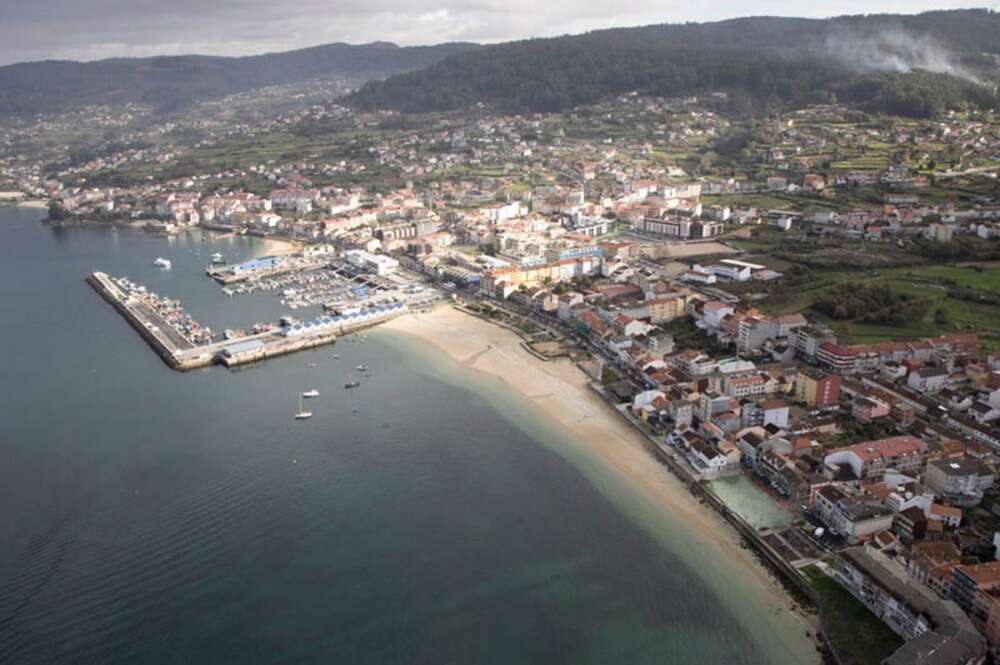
[256,236,304,256]
[0,192,47,209]
[383,305,818,661]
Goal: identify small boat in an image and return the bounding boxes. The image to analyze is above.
[294,395,313,420]
[302,389,320,398]
[345,381,360,389]
[307,362,317,368]
[211,252,225,264]
[333,354,340,360]
[153,257,171,269]
[352,408,360,414]
[356,364,367,371]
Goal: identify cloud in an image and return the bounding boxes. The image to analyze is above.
[0,0,995,66]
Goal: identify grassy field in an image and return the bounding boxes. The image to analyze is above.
[802,565,903,665]
[702,192,835,212]
[897,263,1000,293]
[757,265,1000,349]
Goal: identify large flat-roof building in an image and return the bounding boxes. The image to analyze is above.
[835,546,985,665]
[823,436,929,480]
[345,250,399,276]
[925,459,996,508]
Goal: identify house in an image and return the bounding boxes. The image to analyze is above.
[557,292,585,321]
[853,396,892,423]
[701,301,735,329]
[894,506,928,544]
[736,430,767,468]
[927,503,962,529]
[813,485,894,544]
[741,399,790,428]
[908,367,949,394]
[925,223,954,242]
[723,373,768,398]
[767,176,788,191]
[951,561,1000,624]
[969,401,1000,424]
[687,437,741,476]
[907,540,962,597]
[674,350,717,377]
[795,369,841,407]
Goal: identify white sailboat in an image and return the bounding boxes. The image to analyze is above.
[294,394,313,420]
[302,389,320,398]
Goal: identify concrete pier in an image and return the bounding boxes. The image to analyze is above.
[87,272,209,369]
[88,271,408,371]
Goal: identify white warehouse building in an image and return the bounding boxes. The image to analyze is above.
[346,250,399,276]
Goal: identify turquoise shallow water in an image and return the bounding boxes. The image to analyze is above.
[0,208,814,665]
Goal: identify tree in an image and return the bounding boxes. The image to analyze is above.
[47,201,69,222]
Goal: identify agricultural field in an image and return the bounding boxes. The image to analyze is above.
[756,263,1000,349]
[721,224,1000,348]
[900,262,1000,293]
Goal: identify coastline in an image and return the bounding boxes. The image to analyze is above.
[17,200,48,209]
[0,192,47,209]
[256,235,304,257]
[380,305,819,664]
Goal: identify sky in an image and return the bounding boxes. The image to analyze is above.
[0,0,997,66]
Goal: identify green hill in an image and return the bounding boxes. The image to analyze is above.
[347,9,1000,117]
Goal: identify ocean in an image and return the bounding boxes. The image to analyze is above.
[0,207,815,665]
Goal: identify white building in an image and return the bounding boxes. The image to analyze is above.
[346,250,399,276]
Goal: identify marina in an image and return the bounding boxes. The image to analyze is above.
[206,253,331,285]
[87,271,414,371]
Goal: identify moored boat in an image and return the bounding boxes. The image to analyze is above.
[294,395,313,420]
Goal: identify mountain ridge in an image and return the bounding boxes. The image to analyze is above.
[0,41,479,116]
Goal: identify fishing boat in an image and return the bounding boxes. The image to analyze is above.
[294,395,313,420]
[345,380,360,389]
[356,364,367,371]
[302,389,320,398]
[210,252,225,264]
[153,257,171,269]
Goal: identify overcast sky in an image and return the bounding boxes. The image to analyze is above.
[1,0,996,66]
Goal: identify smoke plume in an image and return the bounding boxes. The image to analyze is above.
[824,23,984,85]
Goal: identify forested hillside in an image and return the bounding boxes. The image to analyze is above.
[348,9,1000,117]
